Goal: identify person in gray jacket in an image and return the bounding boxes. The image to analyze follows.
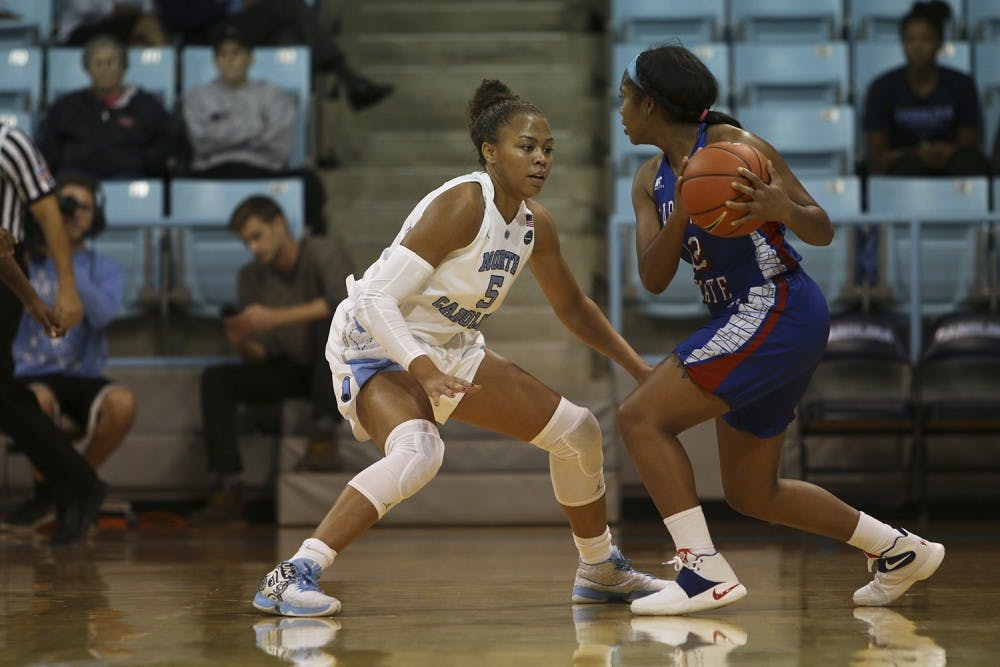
[183,25,328,233]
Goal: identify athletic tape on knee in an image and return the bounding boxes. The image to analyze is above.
[531,397,605,507]
[347,419,444,518]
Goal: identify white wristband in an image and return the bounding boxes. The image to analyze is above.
[355,244,435,369]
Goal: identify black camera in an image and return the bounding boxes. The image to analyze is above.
[57,195,80,217]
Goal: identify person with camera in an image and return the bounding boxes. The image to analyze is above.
[6,173,135,532]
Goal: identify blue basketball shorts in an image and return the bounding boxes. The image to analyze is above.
[674,270,829,438]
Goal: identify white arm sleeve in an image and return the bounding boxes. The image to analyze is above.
[354,244,436,369]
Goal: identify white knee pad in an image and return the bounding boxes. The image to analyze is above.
[531,397,606,507]
[348,419,445,518]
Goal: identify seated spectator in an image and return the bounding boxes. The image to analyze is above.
[36,35,186,180]
[57,0,169,46]
[7,173,135,530]
[192,195,353,524]
[157,0,393,109]
[184,26,328,233]
[863,1,990,176]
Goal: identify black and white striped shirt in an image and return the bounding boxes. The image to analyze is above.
[0,122,55,241]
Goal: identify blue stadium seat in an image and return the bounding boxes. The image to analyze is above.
[181,45,310,167]
[46,47,177,108]
[968,0,1000,40]
[853,41,971,109]
[608,175,707,320]
[737,106,855,177]
[850,0,964,41]
[974,41,1000,153]
[729,0,842,42]
[169,178,304,312]
[0,46,40,110]
[733,42,848,106]
[0,108,32,133]
[868,176,989,316]
[611,42,730,106]
[611,0,726,45]
[0,0,51,45]
[795,176,860,304]
[94,179,167,313]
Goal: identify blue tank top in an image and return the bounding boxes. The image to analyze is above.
[652,123,802,316]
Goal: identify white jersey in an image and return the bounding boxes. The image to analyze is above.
[342,171,536,354]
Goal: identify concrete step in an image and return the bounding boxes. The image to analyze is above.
[365,62,599,114]
[344,32,603,68]
[325,127,601,168]
[277,471,620,525]
[323,165,607,221]
[342,2,592,34]
[317,80,606,132]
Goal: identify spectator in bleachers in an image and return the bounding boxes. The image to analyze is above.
[192,195,353,524]
[57,0,169,47]
[863,0,990,176]
[6,173,135,531]
[36,35,186,180]
[183,25,328,234]
[156,0,394,110]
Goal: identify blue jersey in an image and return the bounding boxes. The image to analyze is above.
[653,123,803,317]
[649,124,830,439]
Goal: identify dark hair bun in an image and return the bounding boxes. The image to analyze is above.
[914,0,952,24]
[467,79,518,127]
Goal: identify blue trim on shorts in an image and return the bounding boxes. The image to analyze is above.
[346,357,405,398]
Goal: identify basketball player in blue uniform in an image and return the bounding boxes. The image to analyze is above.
[615,45,944,616]
[251,79,666,617]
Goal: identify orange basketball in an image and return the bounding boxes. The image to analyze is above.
[680,141,770,238]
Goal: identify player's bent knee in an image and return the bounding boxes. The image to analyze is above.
[531,398,606,506]
[347,419,444,518]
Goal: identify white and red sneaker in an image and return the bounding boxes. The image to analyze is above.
[853,529,945,606]
[630,549,746,616]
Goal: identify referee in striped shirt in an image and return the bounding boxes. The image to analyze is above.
[0,121,108,545]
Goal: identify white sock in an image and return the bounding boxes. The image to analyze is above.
[574,526,613,565]
[664,506,715,553]
[847,512,900,555]
[292,537,338,570]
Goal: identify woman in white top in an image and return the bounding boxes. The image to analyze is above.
[252,79,665,617]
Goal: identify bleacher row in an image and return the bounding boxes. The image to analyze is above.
[608,1,1000,361]
[0,35,316,325]
[611,1,1000,177]
[0,44,311,166]
[85,177,304,319]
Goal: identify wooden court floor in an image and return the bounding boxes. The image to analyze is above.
[2,516,999,666]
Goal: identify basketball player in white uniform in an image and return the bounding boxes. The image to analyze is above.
[252,80,667,617]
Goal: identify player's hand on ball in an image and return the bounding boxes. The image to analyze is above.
[726,160,789,229]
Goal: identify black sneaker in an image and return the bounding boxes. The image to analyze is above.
[346,77,394,111]
[51,481,108,546]
[2,494,55,532]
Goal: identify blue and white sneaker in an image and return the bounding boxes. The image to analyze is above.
[572,546,667,603]
[630,549,746,616]
[853,529,945,606]
[253,559,342,617]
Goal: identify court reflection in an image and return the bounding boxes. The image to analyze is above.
[851,608,946,666]
[253,617,341,667]
[573,605,748,666]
